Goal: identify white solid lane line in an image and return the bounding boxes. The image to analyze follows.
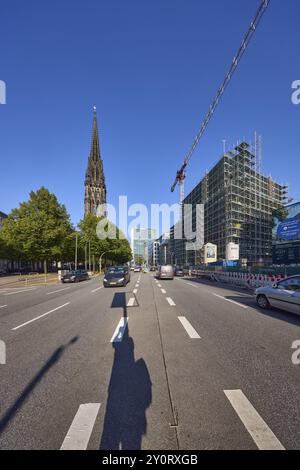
[90,286,103,293]
[224,390,285,450]
[0,305,7,309]
[178,316,201,339]
[46,287,71,295]
[180,280,199,288]
[213,293,248,309]
[4,288,36,296]
[127,297,135,307]
[166,297,176,306]
[60,403,101,450]
[110,317,129,343]
[161,289,166,294]
[12,302,70,331]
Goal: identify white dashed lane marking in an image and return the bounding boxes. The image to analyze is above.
[166,297,176,306]
[110,317,129,343]
[127,297,135,307]
[224,390,285,450]
[178,316,201,339]
[161,289,166,294]
[90,286,103,293]
[46,287,71,295]
[60,403,101,450]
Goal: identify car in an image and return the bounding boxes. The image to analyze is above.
[157,265,174,280]
[150,266,156,272]
[174,267,184,277]
[103,266,130,287]
[61,270,89,283]
[134,266,141,272]
[255,275,300,315]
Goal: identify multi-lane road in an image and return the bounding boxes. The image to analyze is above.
[0,272,299,450]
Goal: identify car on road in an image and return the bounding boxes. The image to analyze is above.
[150,266,156,271]
[174,267,184,277]
[103,266,130,287]
[134,266,142,272]
[61,270,89,283]
[255,275,300,315]
[157,265,174,280]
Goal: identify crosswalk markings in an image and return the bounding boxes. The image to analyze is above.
[224,390,285,450]
[60,403,101,450]
[178,316,201,338]
[110,317,129,343]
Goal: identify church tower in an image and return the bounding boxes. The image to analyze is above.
[84,106,107,217]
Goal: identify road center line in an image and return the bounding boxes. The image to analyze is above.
[224,390,285,450]
[127,297,135,307]
[110,317,129,342]
[178,316,201,338]
[90,286,103,293]
[60,403,101,450]
[46,287,71,295]
[12,302,70,331]
[213,293,248,309]
[161,289,166,294]
[166,297,176,306]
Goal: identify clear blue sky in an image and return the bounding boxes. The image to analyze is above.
[0,0,299,231]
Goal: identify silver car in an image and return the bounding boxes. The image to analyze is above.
[255,275,300,315]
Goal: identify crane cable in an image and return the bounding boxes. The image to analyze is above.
[171,0,271,192]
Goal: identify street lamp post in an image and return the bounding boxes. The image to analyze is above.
[99,250,116,274]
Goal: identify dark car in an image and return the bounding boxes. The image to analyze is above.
[150,266,156,271]
[103,266,130,287]
[174,267,184,277]
[61,270,89,283]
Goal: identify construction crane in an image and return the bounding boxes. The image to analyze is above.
[170,0,271,203]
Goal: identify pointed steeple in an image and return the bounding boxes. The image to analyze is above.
[84,106,107,217]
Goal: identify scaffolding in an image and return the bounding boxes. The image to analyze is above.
[173,135,288,266]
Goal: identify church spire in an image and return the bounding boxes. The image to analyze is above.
[84,106,107,217]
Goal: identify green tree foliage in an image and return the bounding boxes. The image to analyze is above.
[78,214,132,267]
[0,187,74,273]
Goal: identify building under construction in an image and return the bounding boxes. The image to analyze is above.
[172,138,288,266]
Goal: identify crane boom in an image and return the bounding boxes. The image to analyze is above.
[171,0,271,197]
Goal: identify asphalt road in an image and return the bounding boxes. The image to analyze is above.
[0,272,299,450]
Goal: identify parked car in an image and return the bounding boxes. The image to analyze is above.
[255,275,300,315]
[157,265,174,280]
[174,267,184,277]
[61,270,89,283]
[103,266,130,287]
